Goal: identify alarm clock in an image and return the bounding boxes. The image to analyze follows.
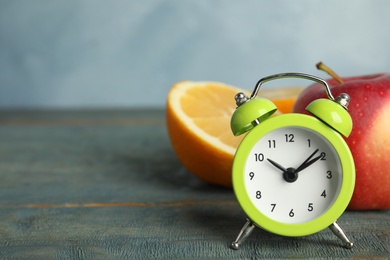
[230,73,355,250]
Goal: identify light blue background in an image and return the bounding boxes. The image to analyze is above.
[1,0,390,108]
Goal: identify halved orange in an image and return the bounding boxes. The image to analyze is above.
[166,81,303,187]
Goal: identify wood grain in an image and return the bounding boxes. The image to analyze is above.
[0,109,388,259]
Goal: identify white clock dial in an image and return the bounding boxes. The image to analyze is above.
[244,126,342,224]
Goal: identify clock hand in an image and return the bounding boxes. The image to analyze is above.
[268,158,299,183]
[295,149,324,173]
[267,158,287,173]
[267,149,323,183]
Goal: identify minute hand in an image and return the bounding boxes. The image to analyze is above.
[295,149,324,174]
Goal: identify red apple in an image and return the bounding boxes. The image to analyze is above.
[293,72,390,210]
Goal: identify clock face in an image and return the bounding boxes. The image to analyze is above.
[232,114,355,237]
[245,126,342,224]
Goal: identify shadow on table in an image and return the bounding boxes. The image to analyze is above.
[182,203,349,252]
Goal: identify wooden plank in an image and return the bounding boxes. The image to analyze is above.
[0,109,388,259]
[0,206,389,259]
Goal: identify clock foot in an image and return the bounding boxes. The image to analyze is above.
[231,219,256,250]
[329,221,354,249]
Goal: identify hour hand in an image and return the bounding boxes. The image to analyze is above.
[267,158,287,173]
[295,149,324,173]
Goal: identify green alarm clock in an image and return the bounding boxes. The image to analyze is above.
[230,73,355,250]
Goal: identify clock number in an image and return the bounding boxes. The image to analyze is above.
[320,152,326,160]
[289,209,295,217]
[307,139,311,147]
[268,140,276,148]
[285,134,294,142]
[321,190,327,198]
[326,170,332,179]
[254,153,264,162]
[256,191,262,199]
[270,203,276,212]
[308,203,314,212]
[249,172,255,180]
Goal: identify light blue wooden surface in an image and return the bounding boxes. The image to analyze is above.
[0,110,389,259]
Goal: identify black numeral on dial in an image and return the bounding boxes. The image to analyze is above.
[268,140,276,148]
[254,153,264,162]
[285,134,294,142]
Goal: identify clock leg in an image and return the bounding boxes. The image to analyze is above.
[329,221,354,249]
[231,219,256,250]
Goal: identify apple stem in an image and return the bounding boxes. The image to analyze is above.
[316,62,344,83]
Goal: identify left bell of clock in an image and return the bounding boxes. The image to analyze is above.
[230,92,277,136]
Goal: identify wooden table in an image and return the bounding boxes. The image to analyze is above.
[0,109,389,259]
